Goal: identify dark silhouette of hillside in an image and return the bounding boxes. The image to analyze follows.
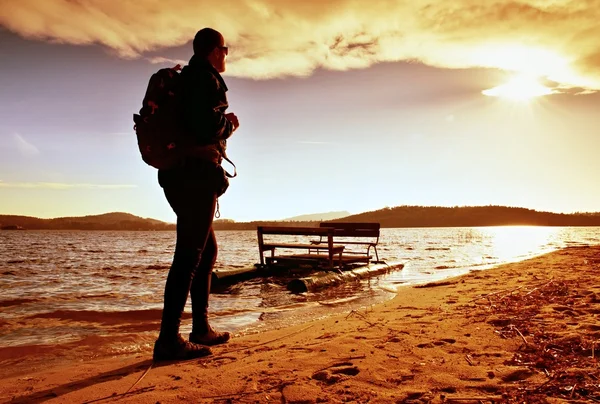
[213,206,600,229]
[333,205,600,227]
[213,220,318,231]
[281,211,351,221]
[1,206,599,230]
[0,212,175,231]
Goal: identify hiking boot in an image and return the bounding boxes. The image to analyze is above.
[189,326,231,346]
[153,334,212,361]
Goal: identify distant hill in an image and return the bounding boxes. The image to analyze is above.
[334,205,600,228]
[0,212,175,231]
[214,205,600,230]
[282,211,351,221]
[2,206,600,230]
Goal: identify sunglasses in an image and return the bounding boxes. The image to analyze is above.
[217,45,229,55]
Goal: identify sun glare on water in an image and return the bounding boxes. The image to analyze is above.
[483,75,554,101]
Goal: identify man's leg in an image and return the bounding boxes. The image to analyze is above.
[188,230,230,345]
[154,185,215,360]
[190,229,217,332]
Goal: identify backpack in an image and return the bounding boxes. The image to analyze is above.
[133,64,188,170]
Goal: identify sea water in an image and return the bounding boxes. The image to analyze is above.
[0,226,598,362]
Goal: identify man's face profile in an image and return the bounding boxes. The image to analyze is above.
[209,34,227,73]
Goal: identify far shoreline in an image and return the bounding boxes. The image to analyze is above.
[2,224,600,231]
[2,205,600,230]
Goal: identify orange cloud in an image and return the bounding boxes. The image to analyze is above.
[1,0,599,90]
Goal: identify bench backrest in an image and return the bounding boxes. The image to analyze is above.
[319,222,380,238]
[258,226,333,237]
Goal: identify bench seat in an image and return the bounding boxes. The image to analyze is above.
[262,243,345,252]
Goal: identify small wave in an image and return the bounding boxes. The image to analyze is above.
[26,309,175,325]
[425,247,451,251]
[469,262,496,268]
[146,264,169,270]
[210,307,260,317]
[565,241,590,246]
[378,285,399,293]
[69,293,119,300]
[138,249,148,254]
[225,262,250,269]
[434,265,453,270]
[318,296,360,306]
[105,274,127,280]
[2,271,17,276]
[6,260,26,264]
[0,298,38,308]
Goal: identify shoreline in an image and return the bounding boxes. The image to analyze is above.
[2,245,599,403]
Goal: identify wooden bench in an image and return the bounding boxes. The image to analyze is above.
[316,222,380,263]
[256,222,381,270]
[257,226,345,270]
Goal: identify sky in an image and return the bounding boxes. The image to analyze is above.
[0,0,599,223]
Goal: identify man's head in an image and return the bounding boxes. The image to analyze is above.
[193,28,228,73]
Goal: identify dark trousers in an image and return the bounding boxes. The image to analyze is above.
[159,184,217,340]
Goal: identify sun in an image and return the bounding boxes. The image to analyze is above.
[482,75,554,101]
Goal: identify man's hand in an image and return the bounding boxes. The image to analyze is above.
[225,113,239,132]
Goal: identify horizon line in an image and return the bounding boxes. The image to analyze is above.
[1,204,599,224]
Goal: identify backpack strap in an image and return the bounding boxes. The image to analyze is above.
[222,152,237,178]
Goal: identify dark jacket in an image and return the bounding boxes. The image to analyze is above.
[158,56,234,188]
[180,55,234,150]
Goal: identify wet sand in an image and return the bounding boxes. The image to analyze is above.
[1,246,599,403]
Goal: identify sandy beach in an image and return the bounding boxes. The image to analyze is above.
[2,245,599,403]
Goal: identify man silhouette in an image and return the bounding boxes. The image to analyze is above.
[153,28,239,361]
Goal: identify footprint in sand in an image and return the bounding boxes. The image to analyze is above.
[434,338,457,346]
[331,366,360,376]
[316,332,337,340]
[418,338,456,348]
[579,324,600,331]
[475,384,502,394]
[288,347,314,353]
[312,363,360,384]
[582,292,600,302]
[397,391,434,402]
[501,369,535,382]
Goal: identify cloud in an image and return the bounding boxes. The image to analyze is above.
[146,56,187,66]
[1,0,599,90]
[0,181,137,190]
[13,133,40,156]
